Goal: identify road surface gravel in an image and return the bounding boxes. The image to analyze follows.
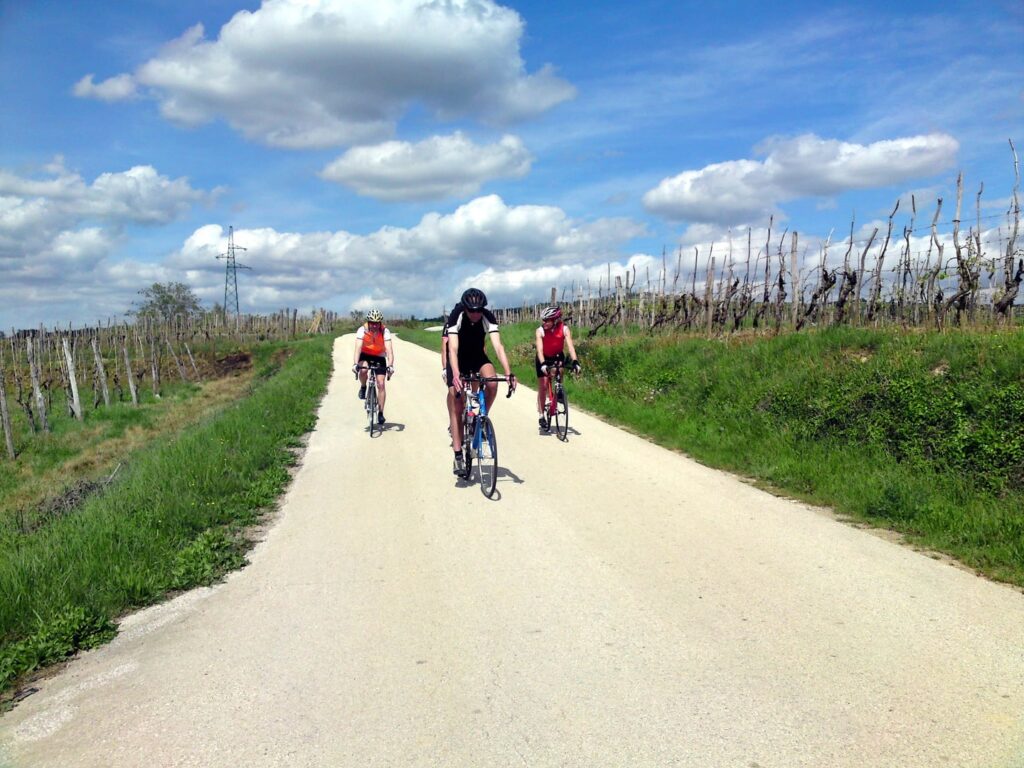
[2,334,1022,767]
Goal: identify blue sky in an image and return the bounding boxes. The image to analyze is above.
[1,0,1022,328]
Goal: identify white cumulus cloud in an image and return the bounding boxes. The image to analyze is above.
[72,73,138,102]
[643,133,959,225]
[0,159,216,324]
[163,196,645,316]
[320,133,532,200]
[77,0,575,149]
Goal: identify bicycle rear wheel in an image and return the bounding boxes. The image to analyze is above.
[476,416,498,497]
[553,387,569,441]
[366,384,378,436]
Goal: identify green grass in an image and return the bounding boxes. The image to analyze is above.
[403,322,1024,588]
[0,335,335,695]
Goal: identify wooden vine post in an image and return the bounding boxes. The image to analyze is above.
[704,254,715,336]
[122,333,139,406]
[167,339,188,383]
[995,139,1022,321]
[790,232,800,329]
[148,333,161,397]
[92,336,111,407]
[26,337,50,433]
[0,350,15,459]
[61,336,83,420]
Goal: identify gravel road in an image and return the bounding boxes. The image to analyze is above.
[2,334,1022,768]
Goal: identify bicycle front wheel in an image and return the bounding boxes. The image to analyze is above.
[461,411,475,479]
[366,385,378,436]
[554,387,569,441]
[476,416,498,497]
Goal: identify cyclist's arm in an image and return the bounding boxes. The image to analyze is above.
[563,325,579,363]
[352,332,363,367]
[490,332,513,377]
[535,326,545,365]
[384,338,394,367]
[448,334,462,388]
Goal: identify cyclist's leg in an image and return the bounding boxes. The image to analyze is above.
[357,354,372,390]
[375,368,387,413]
[446,365,463,453]
[534,357,547,416]
[479,362,498,411]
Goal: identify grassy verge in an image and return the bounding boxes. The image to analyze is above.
[0,370,257,534]
[0,334,335,696]
[402,323,1024,588]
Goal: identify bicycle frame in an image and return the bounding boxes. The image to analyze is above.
[540,361,570,441]
[460,375,491,453]
[456,373,513,496]
[357,362,388,436]
[544,362,564,420]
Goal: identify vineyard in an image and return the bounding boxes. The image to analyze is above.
[5,159,1022,459]
[0,309,341,461]
[495,165,1023,336]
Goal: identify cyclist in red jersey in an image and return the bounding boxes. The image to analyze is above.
[534,305,580,429]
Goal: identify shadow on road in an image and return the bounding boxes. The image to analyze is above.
[536,425,581,440]
[453,465,524,499]
[367,422,406,437]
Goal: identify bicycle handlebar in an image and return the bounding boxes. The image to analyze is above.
[457,372,517,398]
[541,359,579,376]
[459,374,513,382]
[354,365,393,385]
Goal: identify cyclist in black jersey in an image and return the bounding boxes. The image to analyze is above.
[445,288,516,475]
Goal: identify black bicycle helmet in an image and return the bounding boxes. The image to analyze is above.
[460,288,488,310]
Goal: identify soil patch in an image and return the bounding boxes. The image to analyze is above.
[212,352,253,377]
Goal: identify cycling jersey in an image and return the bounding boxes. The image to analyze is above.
[540,322,566,358]
[356,324,391,356]
[446,305,498,373]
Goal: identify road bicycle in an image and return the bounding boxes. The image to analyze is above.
[541,360,570,441]
[355,362,390,437]
[456,373,514,497]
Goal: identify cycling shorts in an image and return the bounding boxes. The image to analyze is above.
[446,356,492,388]
[358,353,388,374]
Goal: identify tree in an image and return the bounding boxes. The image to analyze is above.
[132,282,204,322]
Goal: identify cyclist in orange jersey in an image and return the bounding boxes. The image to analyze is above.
[534,305,580,430]
[352,308,394,425]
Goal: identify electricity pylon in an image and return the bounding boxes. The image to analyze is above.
[217,226,251,323]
